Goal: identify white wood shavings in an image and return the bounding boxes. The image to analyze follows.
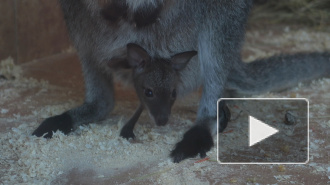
[274,175,292,182]
[0,114,186,182]
[1,109,9,114]
[1,28,329,184]
[0,57,22,80]
[156,166,209,185]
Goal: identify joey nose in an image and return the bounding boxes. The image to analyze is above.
[155,116,169,126]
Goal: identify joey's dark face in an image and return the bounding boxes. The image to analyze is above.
[115,43,197,126]
[135,60,178,126]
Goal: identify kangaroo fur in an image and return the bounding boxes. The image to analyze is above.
[32,0,330,163]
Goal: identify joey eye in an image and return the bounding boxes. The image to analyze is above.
[144,88,153,98]
[172,89,177,98]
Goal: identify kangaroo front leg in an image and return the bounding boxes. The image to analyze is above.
[33,59,115,138]
[170,54,232,162]
[170,61,231,163]
[170,2,248,161]
[120,104,144,139]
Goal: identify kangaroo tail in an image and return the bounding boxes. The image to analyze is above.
[226,52,330,95]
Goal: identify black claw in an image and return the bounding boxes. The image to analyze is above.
[120,105,143,140]
[170,125,214,163]
[120,124,136,139]
[32,113,73,138]
[219,102,231,133]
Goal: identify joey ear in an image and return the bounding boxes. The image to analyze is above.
[171,51,197,71]
[127,43,151,68]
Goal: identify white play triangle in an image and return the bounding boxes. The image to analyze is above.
[249,116,279,147]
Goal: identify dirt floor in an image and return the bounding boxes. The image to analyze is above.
[0,25,329,184]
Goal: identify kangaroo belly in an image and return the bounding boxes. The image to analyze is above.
[99,1,202,94]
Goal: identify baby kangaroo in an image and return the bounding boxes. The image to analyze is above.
[109,43,197,139]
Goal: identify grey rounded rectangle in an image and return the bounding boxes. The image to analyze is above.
[217,98,309,165]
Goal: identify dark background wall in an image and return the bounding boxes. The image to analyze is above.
[0,0,71,64]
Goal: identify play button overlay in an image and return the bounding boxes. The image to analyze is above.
[217,98,309,164]
[249,116,279,147]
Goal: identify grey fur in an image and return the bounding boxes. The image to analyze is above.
[33,0,329,162]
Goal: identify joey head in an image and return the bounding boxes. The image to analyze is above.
[108,43,197,139]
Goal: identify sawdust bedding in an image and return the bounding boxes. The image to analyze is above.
[0,28,329,184]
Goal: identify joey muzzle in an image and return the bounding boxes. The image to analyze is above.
[155,115,169,126]
[149,106,171,126]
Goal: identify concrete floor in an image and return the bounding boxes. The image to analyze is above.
[0,25,329,184]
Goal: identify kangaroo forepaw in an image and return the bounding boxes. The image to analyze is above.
[32,113,73,138]
[170,125,214,163]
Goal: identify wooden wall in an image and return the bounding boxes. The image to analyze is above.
[0,0,71,64]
